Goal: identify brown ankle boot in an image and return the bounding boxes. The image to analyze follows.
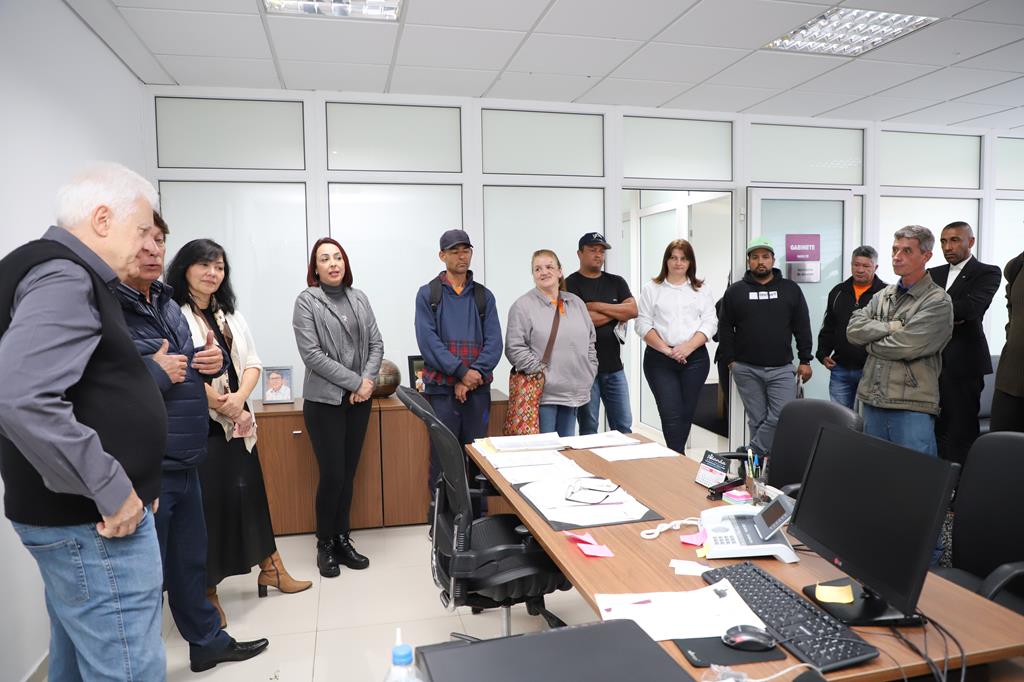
[206,586,227,628]
[257,550,313,597]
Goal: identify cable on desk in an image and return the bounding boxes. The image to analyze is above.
[889,623,945,681]
[700,662,824,681]
[923,611,966,682]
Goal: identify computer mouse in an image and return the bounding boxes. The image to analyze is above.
[722,624,777,651]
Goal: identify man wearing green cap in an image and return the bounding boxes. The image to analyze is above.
[718,237,813,457]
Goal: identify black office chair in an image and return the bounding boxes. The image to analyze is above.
[395,386,570,636]
[767,399,863,496]
[932,432,1024,616]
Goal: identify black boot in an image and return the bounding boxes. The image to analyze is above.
[333,533,369,570]
[317,538,340,578]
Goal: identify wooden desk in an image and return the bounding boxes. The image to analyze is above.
[466,439,1024,681]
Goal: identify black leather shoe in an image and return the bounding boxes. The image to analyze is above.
[190,637,269,672]
[317,538,341,578]
[333,533,369,570]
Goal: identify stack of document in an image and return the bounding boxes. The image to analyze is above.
[589,441,680,462]
[484,433,566,452]
[517,476,652,527]
[560,431,639,450]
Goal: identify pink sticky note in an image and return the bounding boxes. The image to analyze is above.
[578,543,614,558]
[680,529,707,546]
[564,531,598,545]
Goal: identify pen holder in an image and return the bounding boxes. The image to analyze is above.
[745,474,769,505]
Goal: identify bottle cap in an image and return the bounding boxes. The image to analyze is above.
[391,643,413,666]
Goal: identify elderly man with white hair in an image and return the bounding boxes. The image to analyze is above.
[0,163,170,680]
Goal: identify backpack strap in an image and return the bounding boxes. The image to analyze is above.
[431,276,488,321]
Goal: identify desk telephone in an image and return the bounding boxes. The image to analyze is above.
[699,495,799,564]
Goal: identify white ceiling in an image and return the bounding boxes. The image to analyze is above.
[64,0,1024,129]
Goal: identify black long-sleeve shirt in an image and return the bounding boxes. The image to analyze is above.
[717,268,813,368]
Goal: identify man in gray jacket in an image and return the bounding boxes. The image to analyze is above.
[847,225,953,457]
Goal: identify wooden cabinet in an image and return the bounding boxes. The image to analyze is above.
[379,399,431,526]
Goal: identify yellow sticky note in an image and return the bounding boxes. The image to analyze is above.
[815,582,855,604]
[696,545,708,559]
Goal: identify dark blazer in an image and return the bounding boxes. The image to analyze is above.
[816,275,886,370]
[929,256,1002,377]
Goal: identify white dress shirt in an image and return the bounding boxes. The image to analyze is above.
[945,254,972,291]
[635,278,718,347]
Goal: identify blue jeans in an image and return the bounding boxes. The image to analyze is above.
[12,509,166,681]
[578,370,633,435]
[828,365,862,411]
[425,389,491,506]
[862,404,937,457]
[539,404,578,437]
[643,346,710,453]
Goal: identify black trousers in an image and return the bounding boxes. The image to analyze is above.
[936,372,985,466]
[304,398,372,540]
[991,388,1024,433]
[643,345,710,453]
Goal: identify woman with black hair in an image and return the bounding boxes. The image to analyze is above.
[167,239,311,627]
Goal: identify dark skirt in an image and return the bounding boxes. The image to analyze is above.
[199,434,277,587]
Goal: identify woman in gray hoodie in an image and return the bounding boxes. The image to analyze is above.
[505,249,598,437]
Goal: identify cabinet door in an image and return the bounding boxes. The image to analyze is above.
[349,409,384,529]
[256,414,317,535]
[381,408,432,526]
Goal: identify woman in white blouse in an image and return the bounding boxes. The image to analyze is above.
[635,239,718,453]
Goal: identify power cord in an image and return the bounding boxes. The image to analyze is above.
[924,611,966,682]
[700,662,824,681]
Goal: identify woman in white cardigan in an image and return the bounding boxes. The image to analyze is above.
[167,239,311,627]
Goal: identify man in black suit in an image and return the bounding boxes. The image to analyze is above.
[929,221,1002,465]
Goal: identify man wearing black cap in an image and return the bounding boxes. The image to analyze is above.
[415,229,502,501]
[565,232,637,434]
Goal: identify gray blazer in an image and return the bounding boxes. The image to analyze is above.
[293,286,384,405]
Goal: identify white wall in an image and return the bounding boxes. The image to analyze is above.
[0,2,147,680]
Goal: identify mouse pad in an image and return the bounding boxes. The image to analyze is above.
[673,637,787,668]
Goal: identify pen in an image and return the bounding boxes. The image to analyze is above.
[747,448,754,477]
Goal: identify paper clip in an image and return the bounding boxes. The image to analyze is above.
[640,518,699,540]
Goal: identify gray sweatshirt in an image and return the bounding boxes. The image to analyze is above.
[505,288,598,407]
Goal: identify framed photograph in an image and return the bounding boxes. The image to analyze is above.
[262,366,294,404]
[408,355,425,392]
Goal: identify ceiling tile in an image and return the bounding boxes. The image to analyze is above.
[957,76,1024,106]
[614,43,748,83]
[956,0,1024,25]
[113,0,256,12]
[665,83,779,111]
[537,0,696,40]
[795,60,937,95]
[880,67,1022,100]
[279,61,388,91]
[390,66,497,97]
[156,55,279,88]
[659,0,823,50]
[119,8,271,58]
[509,34,641,77]
[397,25,524,70]
[744,91,861,116]
[708,51,847,89]
[576,78,691,106]
[848,0,986,17]
[404,0,549,31]
[864,20,1024,66]
[63,0,174,84]
[956,39,1024,72]
[487,72,596,102]
[951,106,1024,129]
[267,15,397,64]
[887,101,1012,125]
[819,95,941,121]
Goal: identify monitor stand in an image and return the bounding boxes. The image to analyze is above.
[802,579,923,627]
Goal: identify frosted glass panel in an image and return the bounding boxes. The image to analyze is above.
[624,117,731,181]
[996,138,1024,190]
[156,98,304,169]
[750,125,863,185]
[877,197,979,284]
[328,184,463,383]
[879,131,980,189]
[639,209,678,431]
[482,110,603,176]
[159,182,308,395]
[484,187,604,394]
[327,103,461,172]
[989,200,1024,355]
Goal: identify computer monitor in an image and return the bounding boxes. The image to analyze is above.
[787,424,957,626]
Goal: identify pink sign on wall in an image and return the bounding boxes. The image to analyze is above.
[786,234,820,262]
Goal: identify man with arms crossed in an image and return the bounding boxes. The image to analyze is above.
[0,164,168,680]
[566,232,637,434]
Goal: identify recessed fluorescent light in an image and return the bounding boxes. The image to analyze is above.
[764,7,937,57]
[264,0,401,21]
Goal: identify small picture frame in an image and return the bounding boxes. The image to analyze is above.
[262,366,294,404]
[408,355,425,392]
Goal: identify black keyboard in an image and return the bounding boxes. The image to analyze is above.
[702,562,879,673]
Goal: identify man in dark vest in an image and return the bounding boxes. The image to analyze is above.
[0,164,169,680]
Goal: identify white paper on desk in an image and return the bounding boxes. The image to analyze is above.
[485,449,565,469]
[669,559,710,577]
[497,459,591,485]
[591,441,680,462]
[518,477,651,526]
[595,579,765,642]
[487,432,566,452]
[560,431,639,450]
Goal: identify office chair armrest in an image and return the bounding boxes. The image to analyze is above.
[779,483,802,497]
[980,561,1024,601]
[449,543,537,577]
[472,473,499,497]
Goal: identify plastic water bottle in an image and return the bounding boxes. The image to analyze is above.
[383,628,422,681]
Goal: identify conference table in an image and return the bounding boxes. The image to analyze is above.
[466,436,1024,681]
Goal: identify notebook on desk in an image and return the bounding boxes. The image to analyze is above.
[416,620,695,682]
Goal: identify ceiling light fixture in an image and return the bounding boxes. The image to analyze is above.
[264,0,401,21]
[764,7,938,57]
